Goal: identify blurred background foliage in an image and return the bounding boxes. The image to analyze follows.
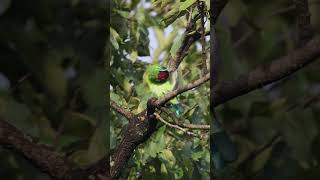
[214,0,320,180]
[110,0,210,179]
[0,0,107,179]
[1,0,320,179]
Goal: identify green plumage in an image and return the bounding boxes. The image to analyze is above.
[144,64,183,116]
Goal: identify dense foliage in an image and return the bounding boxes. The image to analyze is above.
[0,0,320,180]
[110,0,211,179]
[0,0,107,179]
[214,1,320,180]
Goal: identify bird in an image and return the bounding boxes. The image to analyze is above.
[211,114,238,173]
[144,64,183,116]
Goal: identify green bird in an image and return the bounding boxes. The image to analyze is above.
[144,64,183,116]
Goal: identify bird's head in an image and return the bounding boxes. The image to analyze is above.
[146,64,170,83]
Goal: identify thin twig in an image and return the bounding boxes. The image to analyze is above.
[157,73,210,106]
[0,119,80,179]
[197,0,208,75]
[12,73,31,91]
[159,107,210,130]
[155,113,205,138]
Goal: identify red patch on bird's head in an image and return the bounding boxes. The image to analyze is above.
[158,71,169,81]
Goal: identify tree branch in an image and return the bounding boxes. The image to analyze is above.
[110,98,158,179]
[169,30,211,72]
[107,1,228,177]
[159,107,210,130]
[110,100,134,119]
[168,20,198,72]
[108,74,210,178]
[0,119,82,180]
[197,0,208,75]
[157,73,210,106]
[155,113,204,138]
[212,36,320,107]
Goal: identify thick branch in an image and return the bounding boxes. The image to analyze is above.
[157,73,210,106]
[110,98,158,179]
[110,100,134,119]
[0,119,81,179]
[109,74,210,179]
[212,36,320,107]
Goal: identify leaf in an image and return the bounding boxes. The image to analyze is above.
[115,10,130,19]
[161,6,180,27]
[81,68,108,107]
[1,98,37,136]
[137,26,150,56]
[179,0,196,11]
[130,50,138,63]
[170,34,183,57]
[145,126,166,158]
[174,167,184,179]
[110,92,123,105]
[191,150,204,161]
[160,163,168,175]
[43,59,67,106]
[128,96,140,111]
[87,125,107,163]
[110,27,122,50]
[159,149,176,168]
[70,150,90,166]
[56,135,82,150]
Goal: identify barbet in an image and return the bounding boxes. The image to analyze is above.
[144,64,183,116]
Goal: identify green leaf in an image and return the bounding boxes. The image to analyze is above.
[174,167,184,179]
[130,50,138,63]
[179,0,196,11]
[128,97,140,111]
[161,163,168,175]
[170,34,183,57]
[87,125,107,163]
[145,126,166,158]
[110,27,121,50]
[115,10,130,19]
[70,150,90,166]
[161,6,180,26]
[191,150,204,161]
[56,135,82,150]
[159,149,176,168]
